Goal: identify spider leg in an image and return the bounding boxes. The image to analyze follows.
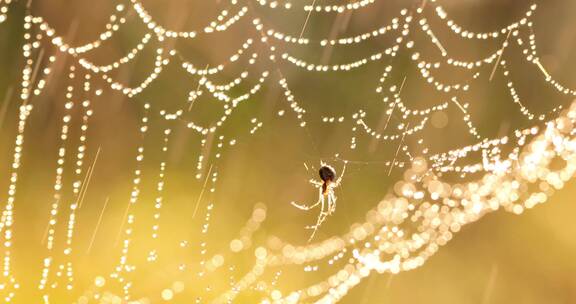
[333,161,348,188]
[328,191,337,214]
[291,200,320,211]
[291,188,323,211]
[309,179,323,188]
[328,191,334,213]
[305,194,328,242]
[305,211,328,230]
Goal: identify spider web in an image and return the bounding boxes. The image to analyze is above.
[0,0,574,302]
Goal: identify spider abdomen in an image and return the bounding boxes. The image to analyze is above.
[319,166,336,183]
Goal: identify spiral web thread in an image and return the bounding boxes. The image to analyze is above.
[0,0,575,302]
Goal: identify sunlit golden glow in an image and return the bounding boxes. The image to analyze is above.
[0,0,574,303]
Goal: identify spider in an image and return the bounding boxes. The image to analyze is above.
[291,160,347,242]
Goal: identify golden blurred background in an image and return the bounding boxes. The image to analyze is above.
[0,0,575,303]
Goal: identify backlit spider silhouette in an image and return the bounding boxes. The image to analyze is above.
[291,161,347,241]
